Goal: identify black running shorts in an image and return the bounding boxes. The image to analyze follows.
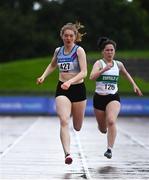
[93,92,120,111]
[55,81,86,102]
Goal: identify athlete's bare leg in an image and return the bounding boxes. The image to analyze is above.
[56,96,71,156]
[71,100,87,131]
[105,101,121,148]
[94,108,107,133]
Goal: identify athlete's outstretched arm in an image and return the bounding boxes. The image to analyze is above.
[119,62,143,96]
[36,49,58,84]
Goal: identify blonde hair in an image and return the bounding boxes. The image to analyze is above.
[60,22,86,42]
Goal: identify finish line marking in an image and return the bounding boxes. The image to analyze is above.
[72,127,92,180]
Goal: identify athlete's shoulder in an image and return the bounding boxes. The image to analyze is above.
[114,60,124,70]
[115,60,121,63]
[99,59,104,62]
[76,45,83,50]
[76,45,86,54]
[93,59,103,68]
[55,46,60,51]
[53,47,62,58]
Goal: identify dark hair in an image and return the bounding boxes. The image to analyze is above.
[97,37,116,50]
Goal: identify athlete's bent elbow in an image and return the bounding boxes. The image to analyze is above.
[89,75,95,80]
[83,70,87,78]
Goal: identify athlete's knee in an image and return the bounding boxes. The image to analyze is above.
[74,126,81,131]
[74,127,81,131]
[59,117,69,127]
[107,119,115,127]
[60,121,69,127]
[98,126,107,134]
[73,123,82,131]
[73,117,83,131]
[100,129,107,134]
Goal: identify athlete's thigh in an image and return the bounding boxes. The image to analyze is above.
[106,101,121,121]
[55,96,71,118]
[94,108,106,127]
[71,100,87,125]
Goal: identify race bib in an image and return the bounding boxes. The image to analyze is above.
[59,62,74,72]
[104,83,115,90]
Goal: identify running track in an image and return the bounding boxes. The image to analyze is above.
[0,116,149,180]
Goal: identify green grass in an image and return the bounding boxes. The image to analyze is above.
[0,51,149,96]
[0,57,58,95]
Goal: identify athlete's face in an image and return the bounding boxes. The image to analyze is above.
[102,44,115,61]
[62,29,76,46]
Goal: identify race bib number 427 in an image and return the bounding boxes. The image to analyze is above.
[60,62,70,71]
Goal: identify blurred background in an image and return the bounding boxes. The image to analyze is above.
[0,0,149,116]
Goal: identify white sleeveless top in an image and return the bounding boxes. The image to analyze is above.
[95,59,120,95]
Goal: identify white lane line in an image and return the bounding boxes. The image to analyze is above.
[72,128,92,180]
[118,127,149,150]
[0,118,39,159]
